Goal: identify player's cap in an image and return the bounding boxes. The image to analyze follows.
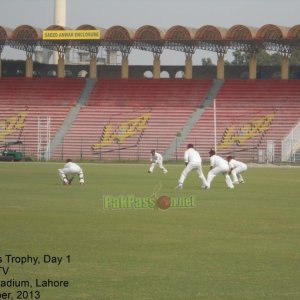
[187,144,194,149]
[150,149,155,153]
[66,158,72,162]
[227,155,233,161]
[209,149,215,156]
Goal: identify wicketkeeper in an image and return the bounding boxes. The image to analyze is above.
[148,149,168,174]
[58,159,85,185]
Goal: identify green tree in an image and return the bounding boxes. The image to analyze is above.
[290,49,300,65]
[256,50,281,66]
[201,57,214,66]
[230,49,300,66]
[230,50,250,65]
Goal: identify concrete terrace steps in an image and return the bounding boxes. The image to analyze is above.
[0,105,71,157]
[51,79,214,160]
[3,78,300,162]
[51,106,195,160]
[175,80,300,162]
[87,79,213,108]
[0,78,86,106]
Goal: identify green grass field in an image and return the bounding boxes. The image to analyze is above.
[1,162,300,300]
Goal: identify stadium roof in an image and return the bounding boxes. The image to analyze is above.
[1,24,300,55]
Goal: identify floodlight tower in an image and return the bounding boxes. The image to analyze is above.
[54,0,66,27]
[53,0,67,64]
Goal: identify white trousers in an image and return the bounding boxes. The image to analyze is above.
[231,165,247,183]
[58,166,84,184]
[206,165,234,189]
[178,162,207,186]
[149,160,167,173]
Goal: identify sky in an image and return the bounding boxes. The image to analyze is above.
[0,0,300,65]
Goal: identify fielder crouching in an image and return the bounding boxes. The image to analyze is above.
[148,149,168,174]
[206,149,234,189]
[227,156,247,184]
[58,159,85,185]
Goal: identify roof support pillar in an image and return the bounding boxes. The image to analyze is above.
[57,53,65,78]
[281,54,289,80]
[25,53,33,78]
[153,53,161,79]
[0,45,3,78]
[249,53,257,80]
[89,54,97,79]
[185,53,193,79]
[217,53,225,80]
[121,53,129,79]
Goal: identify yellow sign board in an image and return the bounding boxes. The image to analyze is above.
[42,30,100,40]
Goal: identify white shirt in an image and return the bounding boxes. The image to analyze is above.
[64,161,82,173]
[151,152,163,163]
[229,159,247,170]
[184,148,202,164]
[210,155,229,168]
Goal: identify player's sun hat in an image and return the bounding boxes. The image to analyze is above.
[209,149,215,156]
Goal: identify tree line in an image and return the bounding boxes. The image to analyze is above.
[202,49,300,66]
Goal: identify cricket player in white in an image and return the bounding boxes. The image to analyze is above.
[206,150,234,189]
[148,150,168,174]
[58,159,85,185]
[176,144,207,189]
[227,156,247,184]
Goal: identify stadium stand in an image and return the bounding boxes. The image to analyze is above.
[2,78,300,162]
[0,105,71,158]
[0,78,85,159]
[51,79,213,160]
[177,79,300,162]
[0,78,85,106]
